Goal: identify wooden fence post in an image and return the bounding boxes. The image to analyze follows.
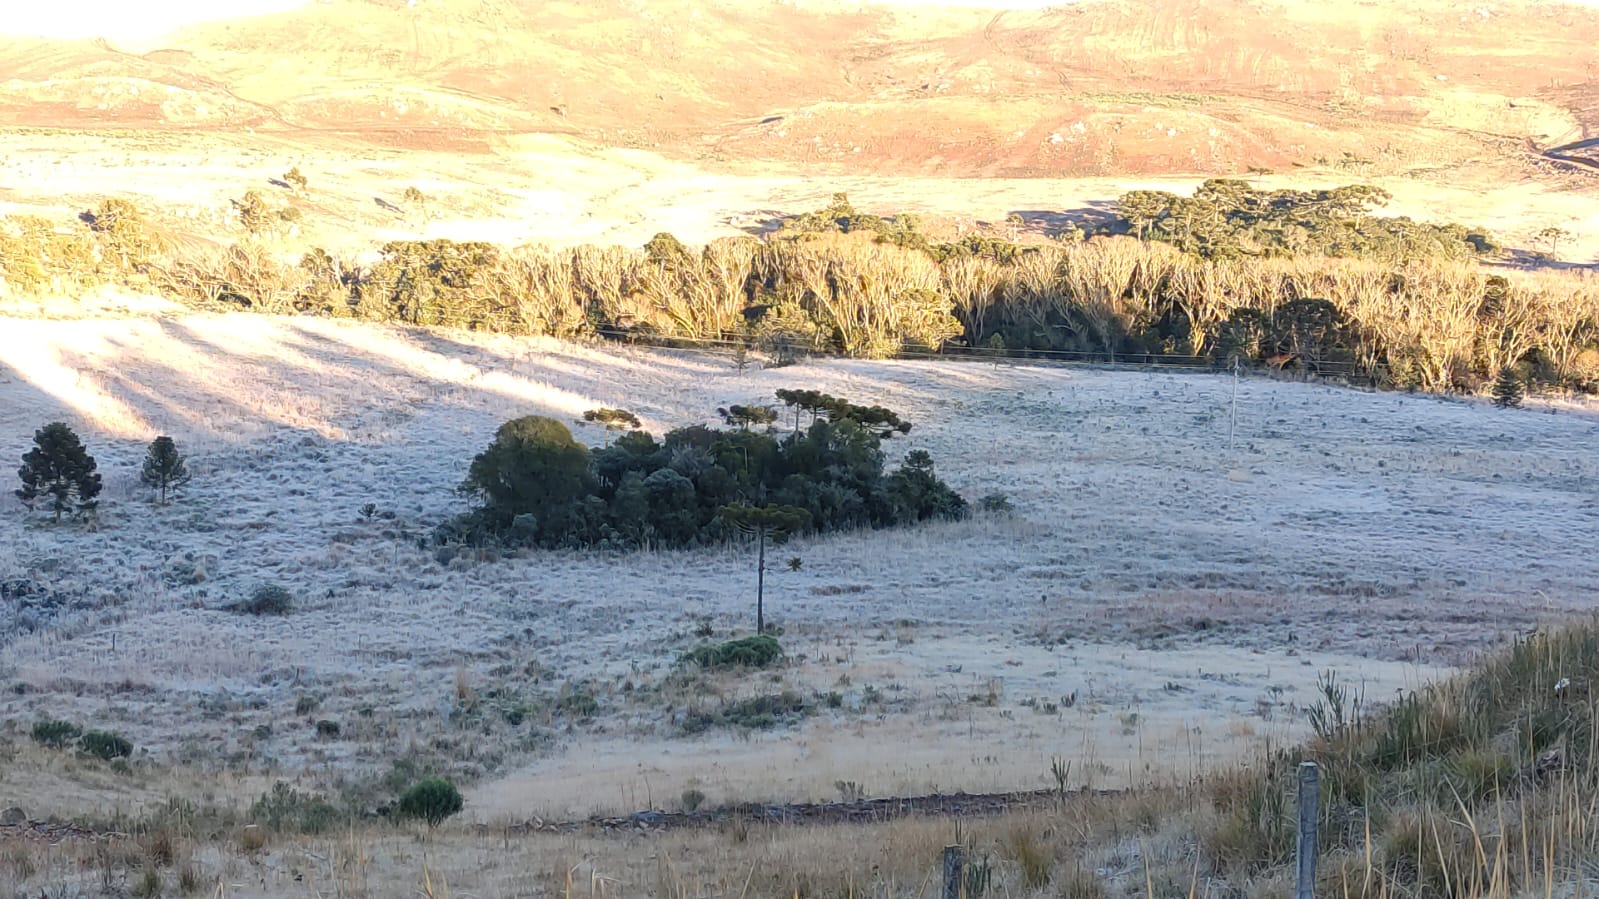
[1296,761,1320,899]
[943,844,964,899]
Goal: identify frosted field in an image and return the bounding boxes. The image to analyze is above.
[1,311,1595,821]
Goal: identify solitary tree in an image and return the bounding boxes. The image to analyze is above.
[1491,367,1526,409]
[718,503,810,634]
[1535,226,1573,260]
[17,422,101,522]
[139,435,191,504]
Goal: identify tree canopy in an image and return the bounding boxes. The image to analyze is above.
[442,391,964,549]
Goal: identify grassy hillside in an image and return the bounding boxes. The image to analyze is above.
[0,0,1594,177]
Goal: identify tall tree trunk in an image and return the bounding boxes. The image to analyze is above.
[756,526,766,635]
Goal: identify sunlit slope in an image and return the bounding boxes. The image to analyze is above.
[0,0,1593,176]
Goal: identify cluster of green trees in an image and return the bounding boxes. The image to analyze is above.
[7,185,1598,395]
[441,390,965,550]
[1115,180,1496,262]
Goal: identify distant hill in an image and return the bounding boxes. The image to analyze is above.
[1,0,1594,178]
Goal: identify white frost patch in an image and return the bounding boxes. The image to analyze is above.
[0,312,1595,810]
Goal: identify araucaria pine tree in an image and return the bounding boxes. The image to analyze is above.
[17,422,102,522]
[139,435,191,504]
[1491,367,1525,409]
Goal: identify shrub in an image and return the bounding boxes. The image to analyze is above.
[681,636,783,669]
[82,198,167,272]
[978,492,1014,514]
[139,435,191,504]
[79,730,134,760]
[682,690,809,734]
[235,583,294,616]
[16,422,102,522]
[553,682,599,719]
[249,782,342,835]
[0,216,102,294]
[314,719,340,739]
[31,719,81,748]
[396,778,463,827]
[681,788,707,812]
[233,190,274,234]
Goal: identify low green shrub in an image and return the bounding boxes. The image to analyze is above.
[79,730,134,760]
[249,782,343,835]
[31,719,81,749]
[235,583,294,616]
[680,635,783,669]
[682,690,809,734]
[978,492,1014,514]
[396,778,463,827]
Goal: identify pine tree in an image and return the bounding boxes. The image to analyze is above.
[17,422,102,522]
[139,435,191,504]
[718,503,811,635]
[1491,367,1525,409]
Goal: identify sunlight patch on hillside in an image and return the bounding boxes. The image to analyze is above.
[0,0,311,41]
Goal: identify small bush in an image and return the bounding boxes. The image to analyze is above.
[314,719,340,739]
[396,778,464,827]
[681,788,707,812]
[79,730,134,760]
[682,690,808,734]
[249,782,343,835]
[681,635,783,669]
[31,719,81,749]
[239,825,268,852]
[235,583,294,616]
[294,695,319,715]
[978,492,1014,514]
[553,682,599,719]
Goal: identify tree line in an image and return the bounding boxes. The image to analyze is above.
[3,185,1596,394]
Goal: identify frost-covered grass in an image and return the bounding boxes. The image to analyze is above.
[0,312,1595,821]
